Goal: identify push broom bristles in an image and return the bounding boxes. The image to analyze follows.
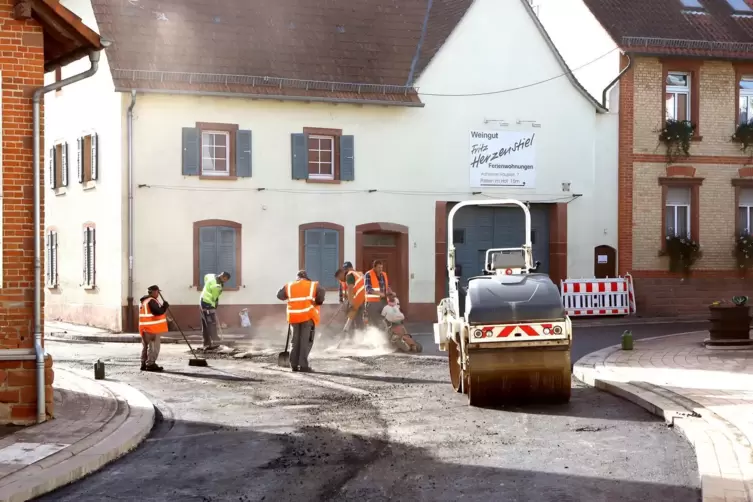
[188,358,209,367]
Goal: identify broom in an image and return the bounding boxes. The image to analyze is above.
[160,293,208,367]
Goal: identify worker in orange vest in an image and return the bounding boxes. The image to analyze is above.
[364,259,390,325]
[138,285,169,372]
[276,270,325,372]
[337,261,366,333]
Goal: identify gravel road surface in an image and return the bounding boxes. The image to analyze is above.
[38,322,702,502]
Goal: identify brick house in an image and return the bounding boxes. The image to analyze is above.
[538,0,753,316]
[0,0,101,424]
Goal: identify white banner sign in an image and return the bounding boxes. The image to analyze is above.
[469,130,536,188]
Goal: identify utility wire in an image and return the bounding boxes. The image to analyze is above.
[417,48,618,97]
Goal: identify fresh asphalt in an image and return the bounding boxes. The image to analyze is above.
[37,321,705,502]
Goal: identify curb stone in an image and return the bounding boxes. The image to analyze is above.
[0,368,155,502]
[574,334,753,502]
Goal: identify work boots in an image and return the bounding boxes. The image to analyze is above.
[144,363,164,372]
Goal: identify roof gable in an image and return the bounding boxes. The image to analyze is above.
[92,0,474,104]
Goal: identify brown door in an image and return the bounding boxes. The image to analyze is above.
[594,245,617,278]
[361,232,406,311]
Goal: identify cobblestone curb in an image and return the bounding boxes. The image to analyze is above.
[0,368,155,501]
[574,332,753,502]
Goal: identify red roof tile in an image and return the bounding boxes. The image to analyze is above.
[584,0,753,59]
[92,0,474,102]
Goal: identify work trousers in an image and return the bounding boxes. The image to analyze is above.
[140,333,161,365]
[290,320,315,370]
[200,301,220,348]
[366,300,386,326]
[345,303,366,332]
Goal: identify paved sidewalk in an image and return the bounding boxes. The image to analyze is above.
[0,367,154,501]
[574,331,753,502]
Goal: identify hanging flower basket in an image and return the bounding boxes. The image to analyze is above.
[734,233,753,276]
[731,121,753,156]
[658,235,702,274]
[658,119,695,163]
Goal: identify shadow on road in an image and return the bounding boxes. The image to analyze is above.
[311,370,445,386]
[164,370,261,383]
[37,414,701,502]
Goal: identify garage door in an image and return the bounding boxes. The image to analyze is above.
[450,204,550,288]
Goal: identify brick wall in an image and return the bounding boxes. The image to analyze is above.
[621,56,753,317]
[0,0,54,423]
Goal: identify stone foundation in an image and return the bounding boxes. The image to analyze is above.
[0,355,55,425]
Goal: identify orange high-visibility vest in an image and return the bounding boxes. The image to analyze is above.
[286,280,321,325]
[139,297,168,335]
[365,269,389,303]
[348,271,366,308]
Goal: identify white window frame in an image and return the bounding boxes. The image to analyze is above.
[666,72,691,122]
[200,130,231,177]
[666,189,692,239]
[46,230,58,288]
[739,189,753,235]
[307,135,335,180]
[740,77,753,126]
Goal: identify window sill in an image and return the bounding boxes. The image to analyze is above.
[46,284,58,290]
[306,178,341,184]
[83,285,97,291]
[691,135,703,142]
[82,180,96,191]
[199,175,238,181]
[53,187,67,196]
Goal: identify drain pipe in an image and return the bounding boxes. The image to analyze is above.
[126,90,137,332]
[601,53,632,109]
[32,51,101,423]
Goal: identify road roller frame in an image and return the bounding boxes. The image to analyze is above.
[433,199,573,406]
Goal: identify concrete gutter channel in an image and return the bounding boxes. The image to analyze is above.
[0,368,154,502]
[573,332,753,502]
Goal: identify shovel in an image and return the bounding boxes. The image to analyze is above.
[161,293,208,367]
[277,325,292,367]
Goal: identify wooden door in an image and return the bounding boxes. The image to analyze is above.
[594,245,617,278]
[361,233,405,308]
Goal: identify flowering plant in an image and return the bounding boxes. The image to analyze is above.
[659,235,702,274]
[732,121,753,156]
[734,233,753,273]
[658,119,695,163]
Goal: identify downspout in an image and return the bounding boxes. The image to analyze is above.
[601,53,632,109]
[32,51,101,423]
[126,91,137,332]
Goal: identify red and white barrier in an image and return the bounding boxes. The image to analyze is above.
[560,276,637,317]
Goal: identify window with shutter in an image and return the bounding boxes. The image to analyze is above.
[301,225,342,289]
[183,123,248,178]
[739,188,753,235]
[46,231,58,288]
[293,128,355,183]
[49,144,68,190]
[196,223,241,289]
[78,134,98,184]
[83,226,96,287]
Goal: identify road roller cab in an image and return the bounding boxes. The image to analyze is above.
[434,199,573,407]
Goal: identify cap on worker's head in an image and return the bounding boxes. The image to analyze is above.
[297,270,309,279]
[342,261,353,269]
[219,271,231,279]
[147,285,160,293]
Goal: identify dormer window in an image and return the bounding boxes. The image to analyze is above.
[679,0,704,9]
[726,0,753,13]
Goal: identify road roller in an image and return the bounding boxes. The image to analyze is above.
[433,199,573,407]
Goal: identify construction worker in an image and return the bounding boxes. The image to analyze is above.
[338,261,366,332]
[138,285,168,372]
[364,260,390,325]
[199,271,231,350]
[277,270,325,372]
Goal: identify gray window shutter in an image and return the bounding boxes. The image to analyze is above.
[52,232,58,286]
[340,135,355,181]
[77,138,84,183]
[61,143,68,187]
[91,133,99,180]
[182,127,200,176]
[199,226,218,288]
[216,226,237,288]
[90,228,96,286]
[82,228,88,285]
[304,229,323,282]
[236,130,252,177]
[291,133,308,180]
[45,233,51,285]
[320,230,339,289]
[49,148,56,189]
